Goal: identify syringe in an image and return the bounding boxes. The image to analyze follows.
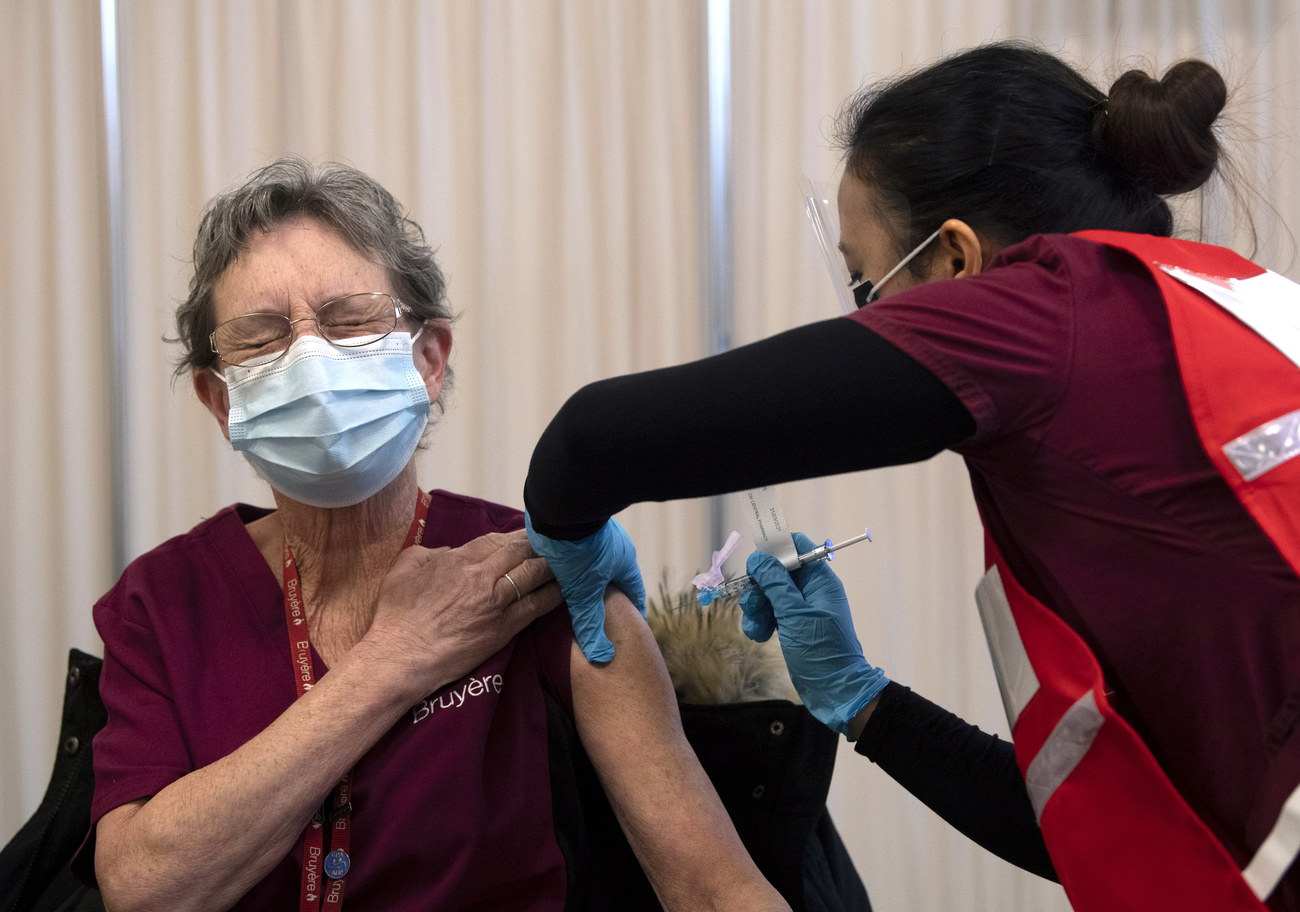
[696,528,873,606]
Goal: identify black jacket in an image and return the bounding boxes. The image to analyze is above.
[0,650,105,912]
[546,691,870,911]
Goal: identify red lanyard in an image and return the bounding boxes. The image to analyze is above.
[283,490,432,912]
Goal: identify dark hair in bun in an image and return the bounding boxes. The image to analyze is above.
[835,41,1228,265]
[1098,61,1227,196]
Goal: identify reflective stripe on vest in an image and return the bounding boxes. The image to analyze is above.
[976,556,1271,911]
[1158,263,1300,482]
[1247,785,1300,900]
[1223,407,1300,481]
[1077,229,1300,583]
[974,566,1037,730]
[1022,690,1102,824]
[978,567,1103,824]
[981,557,1300,900]
[1036,230,1300,906]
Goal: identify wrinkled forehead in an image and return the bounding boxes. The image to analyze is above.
[210,215,390,322]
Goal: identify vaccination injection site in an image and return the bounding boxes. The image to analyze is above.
[5,2,1300,911]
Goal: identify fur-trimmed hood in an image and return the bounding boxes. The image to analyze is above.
[646,586,799,706]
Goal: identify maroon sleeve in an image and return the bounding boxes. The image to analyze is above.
[851,235,1079,445]
[89,589,194,827]
[73,584,196,883]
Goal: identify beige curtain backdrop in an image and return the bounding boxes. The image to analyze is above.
[3,2,1298,910]
[0,0,114,846]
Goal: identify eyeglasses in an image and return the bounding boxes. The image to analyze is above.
[210,293,416,367]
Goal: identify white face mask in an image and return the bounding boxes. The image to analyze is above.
[216,333,431,508]
[848,227,943,308]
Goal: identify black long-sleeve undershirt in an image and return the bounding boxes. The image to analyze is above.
[524,318,974,539]
[860,683,1058,881]
[525,317,1057,882]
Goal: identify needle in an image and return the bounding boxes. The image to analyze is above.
[696,527,873,606]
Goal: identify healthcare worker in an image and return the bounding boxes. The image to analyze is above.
[524,42,1300,912]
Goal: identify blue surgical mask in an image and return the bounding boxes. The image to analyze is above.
[218,333,431,508]
[849,227,943,308]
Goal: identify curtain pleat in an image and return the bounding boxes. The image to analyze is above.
[0,0,113,846]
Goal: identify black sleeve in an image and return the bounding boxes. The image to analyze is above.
[856,681,1058,882]
[525,318,975,539]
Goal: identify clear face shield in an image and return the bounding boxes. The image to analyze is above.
[802,175,940,312]
[800,176,856,315]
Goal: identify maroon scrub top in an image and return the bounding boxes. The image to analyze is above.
[85,489,575,911]
[853,233,1300,868]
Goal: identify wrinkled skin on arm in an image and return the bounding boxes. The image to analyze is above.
[572,588,791,912]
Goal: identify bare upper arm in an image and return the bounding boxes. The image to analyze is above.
[570,588,688,758]
[569,588,788,912]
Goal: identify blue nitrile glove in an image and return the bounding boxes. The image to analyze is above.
[740,532,888,735]
[524,512,647,663]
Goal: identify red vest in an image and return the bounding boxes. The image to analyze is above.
[974,231,1300,911]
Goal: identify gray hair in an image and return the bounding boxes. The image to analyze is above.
[174,157,455,412]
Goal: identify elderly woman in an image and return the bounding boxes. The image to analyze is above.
[81,159,788,912]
